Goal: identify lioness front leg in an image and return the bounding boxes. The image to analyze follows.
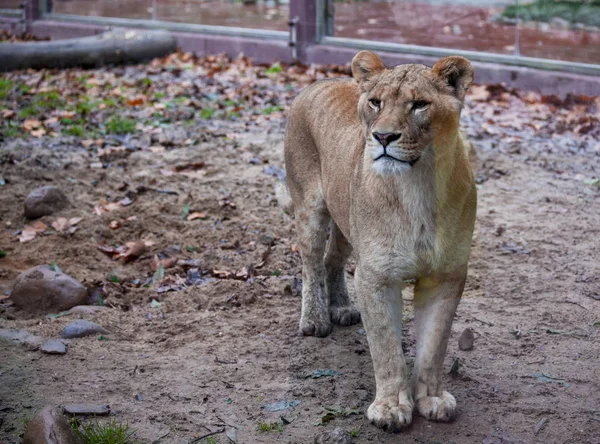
[412,273,465,421]
[324,223,360,326]
[355,267,413,431]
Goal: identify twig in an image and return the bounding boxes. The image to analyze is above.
[472,317,493,326]
[564,299,588,310]
[215,414,240,430]
[189,428,225,444]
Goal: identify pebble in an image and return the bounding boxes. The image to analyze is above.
[24,186,68,219]
[459,327,475,351]
[22,405,80,444]
[314,427,353,444]
[11,265,88,314]
[60,320,108,339]
[0,328,44,349]
[68,305,107,315]
[41,339,67,355]
[63,403,110,416]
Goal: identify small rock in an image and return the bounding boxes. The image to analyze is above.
[157,126,187,146]
[550,17,570,30]
[259,233,275,246]
[63,403,110,416]
[11,265,88,314]
[41,339,67,355]
[60,320,108,339]
[22,406,80,444]
[355,389,369,401]
[24,186,68,219]
[68,305,107,315]
[459,328,475,351]
[314,427,353,444]
[0,328,44,349]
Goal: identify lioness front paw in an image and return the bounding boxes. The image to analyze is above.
[299,314,332,337]
[415,391,456,422]
[330,305,361,326]
[367,399,413,432]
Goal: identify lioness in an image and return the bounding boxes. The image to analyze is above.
[278,51,476,431]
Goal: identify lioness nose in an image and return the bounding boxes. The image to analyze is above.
[373,132,401,148]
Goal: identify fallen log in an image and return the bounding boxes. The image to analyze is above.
[0,29,177,72]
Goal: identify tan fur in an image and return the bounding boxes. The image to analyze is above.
[282,51,476,431]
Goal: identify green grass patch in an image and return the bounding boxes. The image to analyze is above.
[265,62,283,75]
[257,422,283,433]
[503,0,600,27]
[72,418,136,444]
[0,78,13,99]
[106,116,136,135]
[63,124,86,137]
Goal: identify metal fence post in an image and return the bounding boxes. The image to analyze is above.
[24,0,40,32]
[289,0,318,63]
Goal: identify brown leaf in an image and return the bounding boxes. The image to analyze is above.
[1,109,15,119]
[127,96,145,106]
[19,221,47,243]
[109,220,120,229]
[81,139,95,148]
[51,217,69,232]
[119,240,148,262]
[213,269,231,278]
[22,119,41,131]
[151,255,178,271]
[186,212,207,221]
[30,128,46,138]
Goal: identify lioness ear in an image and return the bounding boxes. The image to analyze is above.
[431,56,474,102]
[352,51,385,83]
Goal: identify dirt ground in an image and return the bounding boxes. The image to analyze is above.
[0,55,599,444]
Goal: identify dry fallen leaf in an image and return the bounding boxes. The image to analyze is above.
[186,212,207,221]
[119,240,148,262]
[30,128,46,138]
[109,220,120,229]
[2,109,15,119]
[19,221,47,243]
[81,139,95,148]
[52,217,69,232]
[22,119,41,131]
[150,254,178,271]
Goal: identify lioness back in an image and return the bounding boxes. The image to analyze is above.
[285,78,364,236]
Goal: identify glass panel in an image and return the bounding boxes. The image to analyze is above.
[513,1,600,64]
[156,0,288,30]
[331,0,518,56]
[330,0,600,64]
[0,0,21,9]
[51,0,289,31]
[51,0,154,20]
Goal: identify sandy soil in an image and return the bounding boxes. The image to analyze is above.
[1,64,599,444]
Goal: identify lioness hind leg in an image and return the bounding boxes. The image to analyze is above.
[324,222,360,326]
[295,194,333,337]
[412,273,465,422]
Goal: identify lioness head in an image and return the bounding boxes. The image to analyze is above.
[352,51,473,175]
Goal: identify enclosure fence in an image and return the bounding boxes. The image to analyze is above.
[2,0,600,78]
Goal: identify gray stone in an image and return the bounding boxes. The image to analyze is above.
[60,320,108,339]
[24,186,68,219]
[68,305,107,315]
[550,17,570,30]
[0,328,43,349]
[11,265,88,314]
[63,403,110,416]
[41,339,67,355]
[459,327,475,351]
[22,406,81,444]
[314,428,353,444]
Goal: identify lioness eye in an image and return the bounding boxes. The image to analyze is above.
[368,98,381,109]
[412,100,429,110]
